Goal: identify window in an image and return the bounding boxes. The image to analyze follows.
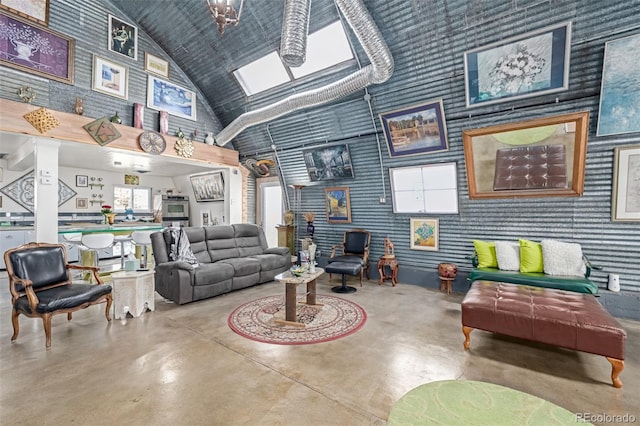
[113,185,151,212]
[389,163,459,214]
[233,20,354,96]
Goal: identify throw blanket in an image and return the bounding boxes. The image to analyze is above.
[168,227,198,265]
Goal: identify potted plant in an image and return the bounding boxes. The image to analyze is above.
[101,205,115,225]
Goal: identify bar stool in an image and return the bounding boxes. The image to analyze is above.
[62,232,82,278]
[80,233,115,281]
[130,231,154,269]
[114,235,133,269]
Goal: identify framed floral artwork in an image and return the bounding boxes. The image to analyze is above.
[0,10,74,83]
[612,144,640,221]
[325,187,351,223]
[410,218,439,251]
[108,14,137,60]
[379,99,449,157]
[464,21,572,108]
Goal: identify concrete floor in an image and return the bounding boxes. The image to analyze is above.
[1,273,638,425]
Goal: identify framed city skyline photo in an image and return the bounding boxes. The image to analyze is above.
[379,99,449,157]
[464,21,572,108]
[108,14,137,60]
[303,143,354,182]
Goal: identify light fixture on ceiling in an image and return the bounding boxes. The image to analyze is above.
[207,0,244,35]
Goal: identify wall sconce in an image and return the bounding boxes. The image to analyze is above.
[207,0,244,34]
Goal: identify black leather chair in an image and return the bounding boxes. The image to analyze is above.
[327,229,371,285]
[4,242,113,349]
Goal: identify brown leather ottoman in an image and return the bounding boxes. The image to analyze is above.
[461,281,627,387]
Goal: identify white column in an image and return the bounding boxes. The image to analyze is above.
[227,167,243,224]
[34,138,61,243]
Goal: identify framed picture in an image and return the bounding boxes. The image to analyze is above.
[612,144,640,221]
[147,75,196,121]
[145,52,169,78]
[379,99,449,157]
[0,0,49,26]
[76,198,88,209]
[462,111,589,199]
[91,55,128,99]
[190,171,224,202]
[410,218,439,251]
[201,210,211,227]
[0,10,74,84]
[303,143,354,182]
[124,174,139,185]
[108,14,137,60]
[464,21,572,108]
[75,175,88,187]
[597,34,640,136]
[325,187,351,223]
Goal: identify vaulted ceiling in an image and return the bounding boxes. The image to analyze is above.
[109,0,360,155]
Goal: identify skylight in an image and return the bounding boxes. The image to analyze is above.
[233,20,354,96]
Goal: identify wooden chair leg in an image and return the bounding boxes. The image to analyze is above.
[42,313,53,349]
[462,326,474,350]
[105,295,113,321]
[606,357,624,388]
[11,309,20,342]
[365,264,370,280]
[359,269,363,286]
[67,313,72,321]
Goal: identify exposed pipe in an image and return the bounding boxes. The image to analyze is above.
[279,0,311,67]
[266,124,291,210]
[214,0,394,146]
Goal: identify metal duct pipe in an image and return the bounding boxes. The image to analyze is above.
[280,0,311,67]
[215,0,394,146]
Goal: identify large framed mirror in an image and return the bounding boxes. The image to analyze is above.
[462,111,589,199]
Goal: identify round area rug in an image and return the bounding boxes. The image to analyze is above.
[228,294,367,345]
[387,380,582,425]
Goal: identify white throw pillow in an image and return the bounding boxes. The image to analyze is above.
[494,241,520,271]
[541,239,586,276]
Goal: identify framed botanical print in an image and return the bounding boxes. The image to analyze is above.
[108,14,138,60]
[612,144,640,221]
[325,187,351,223]
[410,218,439,251]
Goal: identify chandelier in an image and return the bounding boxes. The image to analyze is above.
[207,0,244,35]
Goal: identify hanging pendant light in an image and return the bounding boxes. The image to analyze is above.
[207,0,244,34]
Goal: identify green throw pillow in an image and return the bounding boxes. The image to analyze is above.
[473,240,497,268]
[519,239,544,273]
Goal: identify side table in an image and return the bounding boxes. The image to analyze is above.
[377,256,398,286]
[111,270,155,319]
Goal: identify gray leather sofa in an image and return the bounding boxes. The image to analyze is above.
[151,224,290,304]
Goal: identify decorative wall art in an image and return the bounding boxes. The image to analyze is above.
[303,143,354,182]
[147,75,196,120]
[410,218,439,251]
[124,174,139,185]
[464,21,572,108]
[91,55,128,99]
[0,0,49,26]
[23,107,59,133]
[144,52,169,78]
[597,33,640,136]
[83,117,122,146]
[325,187,351,223]
[379,99,449,157]
[389,162,459,214]
[0,170,76,212]
[0,10,74,83]
[201,210,211,227]
[76,197,88,209]
[612,144,640,222]
[108,14,137,60]
[462,111,589,199]
[76,175,88,187]
[190,171,224,202]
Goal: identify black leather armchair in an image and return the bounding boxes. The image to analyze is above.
[4,242,113,349]
[328,229,371,283]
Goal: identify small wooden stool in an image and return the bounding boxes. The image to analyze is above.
[438,262,457,294]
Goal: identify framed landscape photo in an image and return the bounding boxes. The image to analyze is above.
[462,111,589,199]
[0,10,74,84]
[410,218,439,251]
[0,0,49,26]
[92,55,128,99]
[379,99,449,157]
[147,75,196,120]
[303,143,354,181]
[190,171,224,202]
[612,144,640,221]
[75,175,88,187]
[464,21,572,108]
[108,14,137,60]
[325,187,351,223]
[144,52,169,78]
[597,33,640,136]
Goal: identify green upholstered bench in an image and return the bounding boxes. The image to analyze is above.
[468,268,598,294]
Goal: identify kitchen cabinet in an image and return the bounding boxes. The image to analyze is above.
[1,230,25,269]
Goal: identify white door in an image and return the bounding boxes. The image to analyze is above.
[257,178,282,247]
